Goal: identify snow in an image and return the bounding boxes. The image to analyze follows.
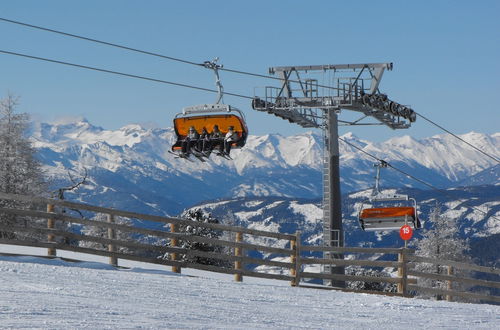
[244,200,264,208]
[265,201,285,209]
[235,201,285,222]
[0,249,499,329]
[193,201,232,211]
[445,200,467,210]
[289,201,322,224]
[247,218,281,234]
[349,189,373,199]
[443,207,468,220]
[484,214,500,235]
[235,209,263,222]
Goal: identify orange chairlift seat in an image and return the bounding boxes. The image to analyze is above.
[360,206,416,220]
[171,104,248,154]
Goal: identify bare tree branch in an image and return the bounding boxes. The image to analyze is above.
[53,168,88,200]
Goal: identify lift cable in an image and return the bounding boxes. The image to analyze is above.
[0,17,202,67]
[415,111,500,164]
[0,48,497,219]
[2,16,498,165]
[338,136,500,222]
[0,49,254,100]
[0,16,337,90]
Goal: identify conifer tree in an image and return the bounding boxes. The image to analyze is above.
[164,208,230,267]
[79,213,132,253]
[414,204,470,299]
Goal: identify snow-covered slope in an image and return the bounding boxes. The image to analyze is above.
[29,118,499,215]
[1,254,498,328]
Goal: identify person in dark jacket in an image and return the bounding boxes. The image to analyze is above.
[210,124,223,153]
[198,127,211,154]
[182,126,199,155]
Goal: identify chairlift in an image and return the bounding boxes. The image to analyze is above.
[171,104,248,154]
[170,58,248,160]
[358,161,421,231]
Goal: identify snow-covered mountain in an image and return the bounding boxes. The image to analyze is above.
[29,118,499,215]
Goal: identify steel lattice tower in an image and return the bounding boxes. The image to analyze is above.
[252,62,416,286]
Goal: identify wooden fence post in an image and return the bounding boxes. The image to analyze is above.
[46,203,56,257]
[290,235,297,286]
[291,231,301,287]
[234,232,243,282]
[398,248,408,296]
[446,266,454,302]
[107,214,117,267]
[170,223,181,273]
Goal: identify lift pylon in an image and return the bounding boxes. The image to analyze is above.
[252,62,415,287]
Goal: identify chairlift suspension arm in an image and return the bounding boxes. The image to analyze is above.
[373,161,388,195]
[203,58,224,104]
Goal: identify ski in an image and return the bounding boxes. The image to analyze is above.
[191,151,207,162]
[168,150,194,162]
[215,152,232,160]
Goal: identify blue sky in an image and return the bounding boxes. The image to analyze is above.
[0,0,498,142]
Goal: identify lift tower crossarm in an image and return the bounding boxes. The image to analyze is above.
[269,62,393,73]
[270,63,392,95]
[253,62,414,130]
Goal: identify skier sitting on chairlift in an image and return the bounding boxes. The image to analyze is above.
[210,124,224,154]
[182,126,200,155]
[198,127,211,155]
[224,126,239,156]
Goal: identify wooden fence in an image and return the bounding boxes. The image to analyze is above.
[0,192,499,304]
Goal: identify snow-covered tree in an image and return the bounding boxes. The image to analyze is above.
[163,209,230,267]
[79,213,132,253]
[0,94,46,239]
[346,266,397,293]
[414,204,470,299]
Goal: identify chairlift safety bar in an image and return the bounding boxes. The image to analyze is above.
[182,104,232,115]
[370,194,409,202]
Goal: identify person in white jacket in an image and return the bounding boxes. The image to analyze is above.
[223,126,239,155]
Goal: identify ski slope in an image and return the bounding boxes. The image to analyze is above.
[0,247,499,329]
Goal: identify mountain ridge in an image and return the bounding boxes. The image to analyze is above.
[29,118,499,215]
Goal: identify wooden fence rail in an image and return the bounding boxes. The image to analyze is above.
[0,192,295,239]
[0,207,293,255]
[300,246,404,254]
[0,192,499,305]
[407,285,500,304]
[407,270,500,289]
[407,254,500,275]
